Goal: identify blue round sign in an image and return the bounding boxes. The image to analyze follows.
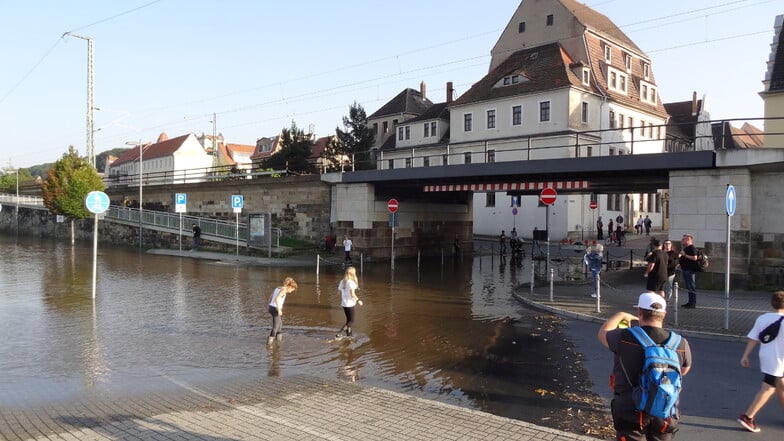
[726,185,736,217]
[85,191,110,214]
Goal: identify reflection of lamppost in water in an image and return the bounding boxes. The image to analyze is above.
[126,140,143,248]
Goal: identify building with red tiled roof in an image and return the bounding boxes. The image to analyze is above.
[107,133,212,186]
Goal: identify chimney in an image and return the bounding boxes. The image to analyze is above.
[420,81,426,100]
[447,81,454,104]
[691,91,698,116]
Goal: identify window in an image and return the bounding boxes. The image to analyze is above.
[581,102,589,123]
[587,145,593,156]
[648,123,653,138]
[546,14,553,26]
[388,159,394,169]
[582,68,590,85]
[609,148,615,156]
[442,153,448,165]
[373,123,378,135]
[393,119,398,126]
[619,75,626,93]
[657,125,662,139]
[405,158,411,168]
[464,113,473,132]
[628,116,633,128]
[405,126,410,140]
[464,152,472,164]
[382,121,388,134]
[609,110,616,128]
[430,122,437,137]
[486,192,496,207]
[604,44,611,63]
[642,84,648,101]
[518,21,526,33]
[640,120,646,137]
[486,109,496,129]
[423,123,430,138]
[398,127,404,141]
[610,71,617,89]
[618,113,625,128]
[650,88,657,104]
[512,105,522,125]
[539,101,551,122]
[643,63,649,79]
[624,53,631,71]
[618,149,625,155]
[423,156,430,167]
[487,150,495,163]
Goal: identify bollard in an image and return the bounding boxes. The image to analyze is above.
[360,252,364,275]
[549,268,554,302]
[673,282,679,326]
[530,260,535,294]
[417,250,421,270]
[316,254,320,276]
[629,249,633,270]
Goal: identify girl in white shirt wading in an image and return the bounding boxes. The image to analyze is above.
[336,266,362,338]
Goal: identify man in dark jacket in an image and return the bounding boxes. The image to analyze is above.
[678,234,700,308]
[191,224,202,251]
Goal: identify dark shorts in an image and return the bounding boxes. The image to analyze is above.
[763,373,783,387]
[646,277,665,292]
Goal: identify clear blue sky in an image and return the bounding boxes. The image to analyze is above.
[1,0,780,168]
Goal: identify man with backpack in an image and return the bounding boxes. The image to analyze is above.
[598,292,693,440]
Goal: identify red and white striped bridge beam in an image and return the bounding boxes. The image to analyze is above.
[423,180,590,193]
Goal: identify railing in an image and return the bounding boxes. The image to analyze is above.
[0,193,45,208]
[105,206,247,242]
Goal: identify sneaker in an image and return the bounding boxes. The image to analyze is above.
[590,293,597,298]
[737,414,760,433]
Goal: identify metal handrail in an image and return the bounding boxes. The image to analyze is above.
[105,206,247,241]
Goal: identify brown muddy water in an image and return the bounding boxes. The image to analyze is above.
[0,234,604,433]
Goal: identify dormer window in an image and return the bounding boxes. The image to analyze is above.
[604,44,612,63]
[624,53,632,72]
[639,80,657,105]
[582,68,590,85]
[643,63,650,80]
[496,73,529,88]
[607,66,628,94]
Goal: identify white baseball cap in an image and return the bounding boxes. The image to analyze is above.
[636,292,667,311]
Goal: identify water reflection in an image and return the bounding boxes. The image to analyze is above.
[0,234,584,429]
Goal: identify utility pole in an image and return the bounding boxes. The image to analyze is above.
[211,112,218,168]
[63,32,95,167]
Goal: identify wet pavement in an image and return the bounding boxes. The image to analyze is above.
[1,232,772,440]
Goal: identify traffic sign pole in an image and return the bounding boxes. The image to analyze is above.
[724,185,735,330]
[388,199,399,270]
[539,188,558,280]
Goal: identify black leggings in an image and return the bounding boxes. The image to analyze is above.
[269,306,282,337]
[342,306,355,328]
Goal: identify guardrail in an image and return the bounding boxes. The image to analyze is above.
[0,193,45,208]
[105,206,247,242]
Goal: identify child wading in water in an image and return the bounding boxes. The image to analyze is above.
[268,277,298,345]
[336,266,362,338]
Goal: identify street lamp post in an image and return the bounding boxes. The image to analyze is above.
[127,140,143,248]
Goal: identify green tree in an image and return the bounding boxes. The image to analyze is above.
[259,122,316,174]
[41,146,105,243]
[320,135,346,173]
[0,167,34,193]
[336,101,375,170]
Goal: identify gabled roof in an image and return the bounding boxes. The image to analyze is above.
[664,99,704,141]
[250,136,281,161]
[453,43,583,106]
[561,0,642,54]
[712,121,764,149]
[404,102,450,124]
[111,134,192,166]
[367,88,433,119]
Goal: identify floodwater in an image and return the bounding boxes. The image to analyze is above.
[0,234,595,430]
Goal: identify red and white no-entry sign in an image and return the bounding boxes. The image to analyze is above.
[589,200,598,210]
[540,188,557,205]
[387,198,399,213]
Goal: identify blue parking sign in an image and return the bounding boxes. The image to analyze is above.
[232,195,243,213]
[176,193,187,205]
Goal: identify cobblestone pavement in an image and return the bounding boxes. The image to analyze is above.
[0,375,600,441]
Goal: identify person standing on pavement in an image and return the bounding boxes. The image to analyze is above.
[663,240,679,300]
[636,215,644,235]
[644,215,653,236]
[499,230,507,255]
[597,292,692,441]
[343,236,353,263]
[268,277,298,345]
[608,219,614,241]
[737,290,784,433]
[678,234,699,309]
[336,266,362,338]
[644,239,667,296]
[597,216,604,240]
[584,244,603,298]
[191,224,201,251]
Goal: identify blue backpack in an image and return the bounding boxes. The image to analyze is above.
[620,326,682,419]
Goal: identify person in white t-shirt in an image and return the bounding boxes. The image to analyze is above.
[737,290,784,433]
[343,236,353,263]
[267,277,298,345]
[336,266,362,338]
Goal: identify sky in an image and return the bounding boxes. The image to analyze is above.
[1,0,781,169]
